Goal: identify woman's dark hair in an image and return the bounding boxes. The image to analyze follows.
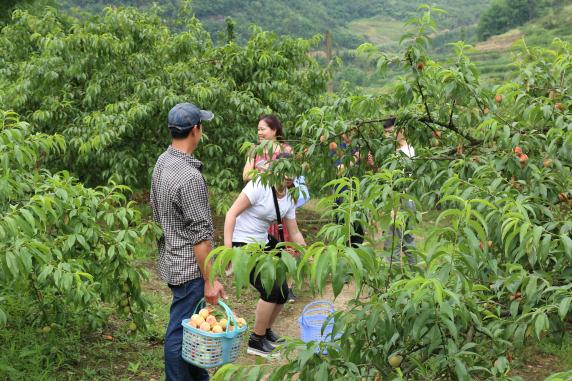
[259,114,285,141]
[383,117,396,129]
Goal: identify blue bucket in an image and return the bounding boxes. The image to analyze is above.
[298,300,335,351]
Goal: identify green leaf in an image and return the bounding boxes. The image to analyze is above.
[331,258,347,297]
[315,362,328,380]
[534,313,548,338]
[5,252,18,277]
[246,366,260,381]
[258,259,276,296]
[558,297,571,320]
[561,235,572,260]
[0,307,6,326]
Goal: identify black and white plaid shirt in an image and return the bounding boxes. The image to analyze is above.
[150,146,214,285]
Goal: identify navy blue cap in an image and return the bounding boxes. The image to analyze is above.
[168,103,214,131]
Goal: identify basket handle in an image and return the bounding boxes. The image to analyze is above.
[301,308,335,326]
[192,298,240,338]
[301,301,334,326]
[302,300,334,316]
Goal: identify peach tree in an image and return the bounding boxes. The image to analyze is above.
[209,8,572,381]
[0,5,328,201]
[0,110,155,344]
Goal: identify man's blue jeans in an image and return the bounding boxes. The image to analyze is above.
[165,278,209,381]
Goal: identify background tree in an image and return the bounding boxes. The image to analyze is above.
[0,0,54,24]
[0,6,329,202]
[0,109,156,350]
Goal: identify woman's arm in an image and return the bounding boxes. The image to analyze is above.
[283,218,306,247]
[242,157,256,182]
[224,192,252,247]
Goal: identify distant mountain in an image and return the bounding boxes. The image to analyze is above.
[61,0,492,49]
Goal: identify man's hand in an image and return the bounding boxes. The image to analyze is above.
[204,280,226,305]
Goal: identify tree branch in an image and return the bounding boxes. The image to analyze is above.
[418,117,482,146]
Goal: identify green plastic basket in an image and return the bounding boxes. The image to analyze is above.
[181,298,247,369]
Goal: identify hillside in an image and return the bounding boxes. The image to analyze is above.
[464,1,572,84]
[340,0,572,90]
[60,0,491,49]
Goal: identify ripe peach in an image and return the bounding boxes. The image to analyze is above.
[329,142,337,151]
[236,318,246,327]
[514,147,522,155]
[193,315,205,325]
[483,106,489,114]
[417,62,425,71]
[219,318,228,328]
[189,320,198,329]
[199,322,211,331]
[495,94,502,103]
[543,159,553,168]
[211,325,223,334]
[206,315,217,325]
[519,154,528,164]
[555,103,564,111]
[199,308,210,319]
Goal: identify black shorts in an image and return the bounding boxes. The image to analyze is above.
[232,239,289,305]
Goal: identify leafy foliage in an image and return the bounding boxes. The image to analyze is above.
[209,8,572,380]
[0,0,54,25]
[0,6,328,191]
[0,109,156,339]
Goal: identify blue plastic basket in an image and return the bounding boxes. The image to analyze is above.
[298,300,335,347]
[182,298,247,369]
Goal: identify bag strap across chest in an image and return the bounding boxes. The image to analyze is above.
[271,187,284,242]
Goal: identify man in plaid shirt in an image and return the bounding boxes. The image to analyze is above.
[151,102,226,381]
